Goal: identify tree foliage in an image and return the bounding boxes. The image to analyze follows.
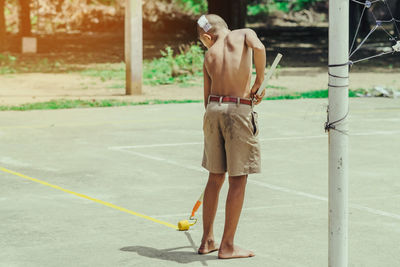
[174,0,207,15]
[0,0,332,36]
[1,0,200,34]
[248,0,321,14]
[3,0,125,34]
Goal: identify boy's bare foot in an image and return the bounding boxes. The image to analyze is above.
[218,245,255,259]
[198,239,219,254]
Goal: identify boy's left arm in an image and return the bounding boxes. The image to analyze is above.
[203,62,211,109]
[245,29,266,105]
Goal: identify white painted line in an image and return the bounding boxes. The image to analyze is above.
[151,202,322,219]
[109,134,400,224]
[351,130,400,136]
[108,135,327,150]
[250,180,400,221]
[258,130,400,141]
[110,147,206,173]
[351,194,400,201]
[108,130,400,150]
[259,135,325,142]
[110,142,202,149]
[248,180,328,201]
[351,204,400,220]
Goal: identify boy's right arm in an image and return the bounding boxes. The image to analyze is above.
[203,61,211,109]
[245,29,266,104]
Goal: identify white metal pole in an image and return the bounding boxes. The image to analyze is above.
[125,0,142,95]
[328,0,349,266]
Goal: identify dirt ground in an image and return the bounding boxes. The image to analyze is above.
[1,66,399,106]
[1,27,399,106]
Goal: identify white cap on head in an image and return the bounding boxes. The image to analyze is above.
[197,15,212,32]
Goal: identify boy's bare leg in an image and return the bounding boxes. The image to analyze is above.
[198,172,225,254]
[218,175,255,259]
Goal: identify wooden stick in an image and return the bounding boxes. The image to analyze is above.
[256,53,283,96]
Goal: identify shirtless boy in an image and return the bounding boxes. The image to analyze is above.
[196,14,266,259]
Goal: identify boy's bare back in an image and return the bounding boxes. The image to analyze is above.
[204,29,253,98]
[198,15,266,105]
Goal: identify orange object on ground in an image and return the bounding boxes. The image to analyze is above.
[191,199,202,218]
[177,191,204,231]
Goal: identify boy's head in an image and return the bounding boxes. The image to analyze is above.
[197,14,229,49]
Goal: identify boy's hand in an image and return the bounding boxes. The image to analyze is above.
[250,80,266,105]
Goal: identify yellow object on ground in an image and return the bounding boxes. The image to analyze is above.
[178,219,197,231]
[177,191,204,231]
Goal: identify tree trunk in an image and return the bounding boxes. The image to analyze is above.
[208,0,247,30]
[0,0,5,51]
[56,0,65,12]
[19,0,31,36]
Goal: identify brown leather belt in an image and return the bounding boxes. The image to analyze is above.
[209,96,252,106]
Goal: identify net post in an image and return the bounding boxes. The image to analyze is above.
[328,0,349,266]
[125,0,142,95]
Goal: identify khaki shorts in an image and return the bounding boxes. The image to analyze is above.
[202,98,261,176]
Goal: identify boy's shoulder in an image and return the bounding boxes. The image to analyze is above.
[227,28,258,42]
[229,28,256,36]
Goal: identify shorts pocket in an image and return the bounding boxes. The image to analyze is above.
[251,111,259,136]
[203,112,207,131]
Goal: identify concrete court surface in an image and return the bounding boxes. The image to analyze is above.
[0,98,399,267]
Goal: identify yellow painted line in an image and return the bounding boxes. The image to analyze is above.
[0,167,178,230]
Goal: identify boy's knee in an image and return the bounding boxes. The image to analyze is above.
[209,172,225,184]
[209,172,225,179]
[228,175,248,185]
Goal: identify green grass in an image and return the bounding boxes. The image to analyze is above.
[0,99,203,111]
[0,44,204,87]
[0,89,365,111]
[266,89,364,100]
[2,45,282,88]
[75,44,204,86]
[80,67,125,82]
[0,53,18,74]
[143,45,203,85]
[174,0,207,15]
